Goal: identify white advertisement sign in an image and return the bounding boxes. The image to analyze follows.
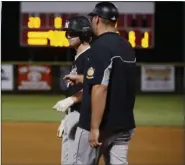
[141,65,175,92]
[1,64,14,90]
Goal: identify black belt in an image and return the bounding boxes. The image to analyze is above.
[65,108,77,115]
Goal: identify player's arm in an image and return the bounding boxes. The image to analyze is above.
[63,74,84,85]
[52,89,83,112]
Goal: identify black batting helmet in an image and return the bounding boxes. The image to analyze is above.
[88,2,119,22]
[62,16,92,43]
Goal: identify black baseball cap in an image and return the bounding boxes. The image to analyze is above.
[88,2,119,22]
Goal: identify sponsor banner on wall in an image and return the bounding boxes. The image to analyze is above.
[1,64,14,90]
[141,65,175,92]
[60,66,71,91]
[18,65,52,90]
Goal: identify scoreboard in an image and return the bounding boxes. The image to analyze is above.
[20,2,155,49]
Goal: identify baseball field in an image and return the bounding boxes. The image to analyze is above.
[2,94,184,165]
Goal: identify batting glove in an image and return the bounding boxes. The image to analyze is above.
[57,120,64,138]
[52,97,74,112]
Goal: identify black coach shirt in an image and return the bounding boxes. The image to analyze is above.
[66,47,90,113]
[79,32,136,131]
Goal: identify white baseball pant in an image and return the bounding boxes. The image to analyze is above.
[73,127,134,165]
[61,110,80,165]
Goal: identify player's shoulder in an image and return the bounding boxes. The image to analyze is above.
[75,48,91,62]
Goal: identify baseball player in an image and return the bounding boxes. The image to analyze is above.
[64,2,136,165]
[52,16,92,165]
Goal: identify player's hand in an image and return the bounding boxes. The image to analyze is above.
[52,97,74,112]
[57,120,64,138]
[63,74,84,85]
[89,128,102,148]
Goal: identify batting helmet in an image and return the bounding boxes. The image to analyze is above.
[88,2,119,22]
[62,16,92,42]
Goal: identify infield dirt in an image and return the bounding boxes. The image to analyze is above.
[2,122,184,165]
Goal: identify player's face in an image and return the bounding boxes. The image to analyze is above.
[68,37,81,47]
[66,31,81,47]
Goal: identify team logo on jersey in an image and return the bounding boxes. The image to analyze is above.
[86,67,94,79]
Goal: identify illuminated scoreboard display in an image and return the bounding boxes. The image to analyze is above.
[20,2,155,48]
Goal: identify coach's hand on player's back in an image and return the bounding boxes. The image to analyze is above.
[89,128,102,148]
[63,74,84,85]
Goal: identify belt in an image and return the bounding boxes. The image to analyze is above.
[65,108,75,115]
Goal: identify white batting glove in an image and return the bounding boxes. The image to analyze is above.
[57,120,64,138]
[52,97,74,112]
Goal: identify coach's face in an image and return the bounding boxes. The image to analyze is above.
[91,16,99,36]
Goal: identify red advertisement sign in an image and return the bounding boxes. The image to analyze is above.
[18,65,52,90]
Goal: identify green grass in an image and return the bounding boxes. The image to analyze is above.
[134,95,184,126]
[1,95,66,122]
[1,94,184,126]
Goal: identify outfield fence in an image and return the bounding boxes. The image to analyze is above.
[1,62,184,94]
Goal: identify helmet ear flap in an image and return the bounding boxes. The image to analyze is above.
[79,29,92,43]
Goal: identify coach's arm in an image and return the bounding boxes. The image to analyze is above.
[88,45,111,148]
[90,84,108,147]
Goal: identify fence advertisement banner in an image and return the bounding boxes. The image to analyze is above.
[17,65,52,90]
[1,64,14,90]
[141,65,175,92]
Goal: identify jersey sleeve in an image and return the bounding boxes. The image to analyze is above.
[85,45,112,85]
